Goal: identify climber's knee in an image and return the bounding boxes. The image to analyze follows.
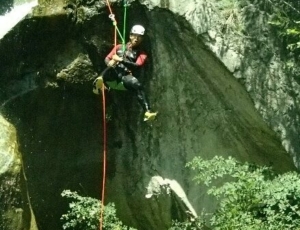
[122,75,142,90]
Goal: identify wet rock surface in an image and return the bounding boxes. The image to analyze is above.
[0,116,37,230]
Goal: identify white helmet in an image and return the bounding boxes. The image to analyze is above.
[130,25,145,35]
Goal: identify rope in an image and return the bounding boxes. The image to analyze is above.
[99,1,129,229]
[105,0,125,51]
[105,0,113,15]
[98,2,115,229]
[122,0,128,51]
[99,84,107,230]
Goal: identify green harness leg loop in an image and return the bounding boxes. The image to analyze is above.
[106,80,127,91]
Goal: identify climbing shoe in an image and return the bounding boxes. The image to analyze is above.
[144,111,158,121]
[92,76,103,94]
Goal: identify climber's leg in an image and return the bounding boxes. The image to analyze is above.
[93,67,120,94]
[122,75,157,121]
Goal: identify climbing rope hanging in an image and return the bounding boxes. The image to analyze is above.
[122,0,128,51]
[104,0,126,52]
[99,81,107,230]
[99,1,129,230]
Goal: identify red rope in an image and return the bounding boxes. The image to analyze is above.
[114,26,117,52]
[99,85,107,230]
[105,0,118,52]
[105,0,113,15]
[99,1,117,229]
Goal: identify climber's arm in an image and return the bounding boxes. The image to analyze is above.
[122,52,147,67]
[105,45,123,66]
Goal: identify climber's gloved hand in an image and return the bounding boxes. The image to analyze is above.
[112,54,123,62]
[107,59,118,67]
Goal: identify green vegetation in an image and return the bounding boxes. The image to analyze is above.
[61,190,136,230]
[61,156,300,230]
[221,0,300,55]
[216,0,300,58]
[264,0,300,55]
[61,190,206,230]
[217,0,300,82]
[187,156,300,230]
[169,218,205,230]
[262,0,300,80]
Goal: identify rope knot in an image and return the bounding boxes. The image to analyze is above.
[109,14,115,21]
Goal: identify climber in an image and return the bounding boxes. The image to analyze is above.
[93,25,157,121]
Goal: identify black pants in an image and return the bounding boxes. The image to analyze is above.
[101,67,150,112]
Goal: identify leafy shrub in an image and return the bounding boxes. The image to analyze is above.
[187,156,300,230]
[61,190,136,230]
[169,218,205,230]
[265,0,300,55]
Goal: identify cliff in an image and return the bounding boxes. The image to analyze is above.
[0,0,298,229]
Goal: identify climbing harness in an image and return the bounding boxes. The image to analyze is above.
[99,1,129,230]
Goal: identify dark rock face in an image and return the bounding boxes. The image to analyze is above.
[0,0,13,15]
[0,1,296,230]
